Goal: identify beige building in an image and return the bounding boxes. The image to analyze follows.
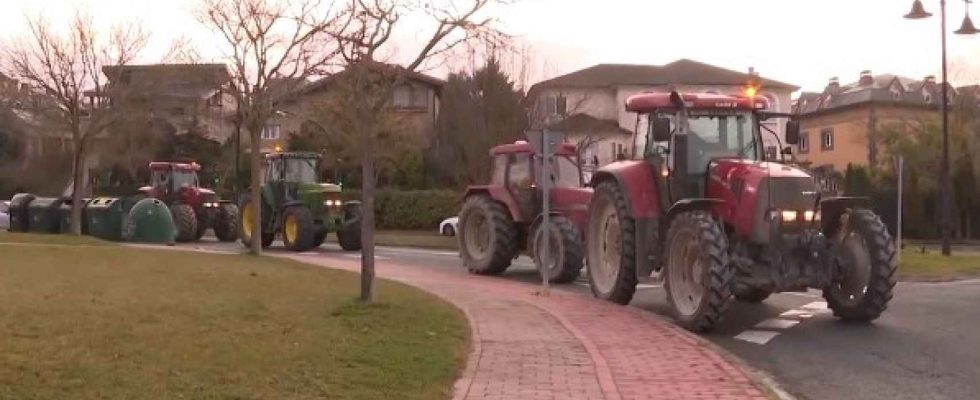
[262,64,442,154]
[792,71,949,172]
[527,59,799,168]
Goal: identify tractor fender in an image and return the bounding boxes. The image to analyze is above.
[463,185,523,222]
[819,196,871,236]
[283,200,306,209]
[589,160,660,218]
[661,198,726,241]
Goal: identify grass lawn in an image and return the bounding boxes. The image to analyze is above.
[0,233,467,399]
[899,249,980,281]
[374,230,458,251]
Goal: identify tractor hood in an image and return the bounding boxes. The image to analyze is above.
[297,183,342,194]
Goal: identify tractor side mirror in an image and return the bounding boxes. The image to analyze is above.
[652,117,672,142]
[785,120,801,145]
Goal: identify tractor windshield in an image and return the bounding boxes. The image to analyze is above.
[283,158,318,183]
[648,110,761,175]
[172,170,199,188]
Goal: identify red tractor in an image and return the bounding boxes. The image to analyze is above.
[458,140,592,283]
[139,161,239,242]
[586,91,897,332]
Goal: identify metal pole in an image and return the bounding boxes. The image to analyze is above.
[897,155,904,264]
[234,102,242,201]
[539,129,551,295]
[940,0,952,256]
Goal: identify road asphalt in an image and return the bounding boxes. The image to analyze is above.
[189,238,980,400]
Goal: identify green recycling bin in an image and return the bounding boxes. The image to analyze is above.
[7,193,36,232]
[122,198,176,244]
[59,198,91,234]
[86,197,124,241]
[27,197,65,233]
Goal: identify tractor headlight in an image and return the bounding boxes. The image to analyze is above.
[768,209,817,223]
[804,210,818,222]
[323,199,341,207]
[780,210,798,223]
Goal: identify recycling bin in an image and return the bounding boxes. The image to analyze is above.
[122,198,176,244]
[59,198,91,234]
[27,197,64,233]
[85,197,124,241]
[7,193,35,232]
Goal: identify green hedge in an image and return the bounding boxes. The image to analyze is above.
[343,189,461,230]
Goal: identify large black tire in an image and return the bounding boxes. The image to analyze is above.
[282,206,316,252]
[194,210,208,241]
[214,203,239,242]
[171,204,199,243]
[239,195,272,249]
[532,216,584,284]
[586,180,638,305]
[337,204,362,251]
[458,195,517,275]
[823,209,897,322]
[312,230,328,248]
[663,210,733,332]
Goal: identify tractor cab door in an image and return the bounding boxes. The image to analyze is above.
[506,153,537,221]
[666,112,756,204]
[265,157,287,208]
[150,168,176,202]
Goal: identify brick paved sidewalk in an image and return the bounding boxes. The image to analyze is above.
[281,254,769,400]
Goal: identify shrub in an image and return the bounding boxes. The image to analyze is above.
[342,189,460,230]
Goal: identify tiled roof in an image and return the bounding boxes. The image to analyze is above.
[793,73,955,115]
[529,59,798,93]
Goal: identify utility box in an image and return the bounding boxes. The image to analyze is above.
[86,197,124,241]
[27,197,64,233]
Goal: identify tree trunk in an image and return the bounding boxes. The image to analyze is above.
[69,148,85,235]
[249,127,263,255]
[360,117,376,303]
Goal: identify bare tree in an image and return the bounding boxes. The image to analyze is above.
[197,0,342,254]
[325,0,507,301]
[3,12,147,234]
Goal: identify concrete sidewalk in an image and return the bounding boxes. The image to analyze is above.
[282,253,769,400]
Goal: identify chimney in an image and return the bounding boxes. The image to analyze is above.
[748,66,758,76]
[924,75,937,85]
[859,70,873,86]
[827,77,840,91]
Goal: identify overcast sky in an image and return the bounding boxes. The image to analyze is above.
[3,0,980,93]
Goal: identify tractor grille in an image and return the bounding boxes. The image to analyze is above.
[750,176,820,243]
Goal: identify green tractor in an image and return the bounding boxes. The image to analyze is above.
[238,152,362,252]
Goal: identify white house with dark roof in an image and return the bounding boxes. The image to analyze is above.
[526,59,799,167]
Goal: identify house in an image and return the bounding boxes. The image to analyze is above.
[262,63,442,154]
[526,59,799,167]
[791,71,951,172]
[94,63,237,143]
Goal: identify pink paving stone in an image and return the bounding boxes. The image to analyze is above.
[279,253,770,400]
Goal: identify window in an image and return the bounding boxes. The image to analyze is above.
[261,124,281,140]
[393,85,411,107]
[820,128,834,151]
[799,131,810,153]
[208,90,223,107]
[766,145,777,160]
[491,155,507,185]
[541,94,567,117]
[507,154,532,189]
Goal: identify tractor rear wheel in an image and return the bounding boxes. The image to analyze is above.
[337,204,362,251]
[282,206,316,252]
[214,203,239,242]
[823,209,897,322]
[239,195,272,249]
[664,210,733,332]
[459,195,517,275]
[312,230,328,248]
[171,204,199,243]
[532,216,584,284]
[586,181,637,304]
[194,211,207,241]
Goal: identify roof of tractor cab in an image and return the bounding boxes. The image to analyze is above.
[491,141,577,156]
[149,161,200,171]
[625,92,769,113]
[265,152,321,160]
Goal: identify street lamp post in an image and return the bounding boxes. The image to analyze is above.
[904,0,979,256]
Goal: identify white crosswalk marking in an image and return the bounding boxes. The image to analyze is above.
[755,318,801,329]
[734,330,781,345]
[779,309,814,319]
[800,301,828,311]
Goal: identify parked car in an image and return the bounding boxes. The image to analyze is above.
[439,216,458,236]
[0,200,10,231]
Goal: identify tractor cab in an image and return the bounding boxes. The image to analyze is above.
[489,140,589,226]
[145,162,208,205]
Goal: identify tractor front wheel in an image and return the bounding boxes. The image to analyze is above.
[586,181,638,304]
[171,204,199,243]
[337,204,362,251]
[823,209,897,322]
[663,210,733,332]
[531,216,584,284]
[458,195,517,275]
[282,206,316,252]
[214,203,239,242]
[239,195,272,249]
